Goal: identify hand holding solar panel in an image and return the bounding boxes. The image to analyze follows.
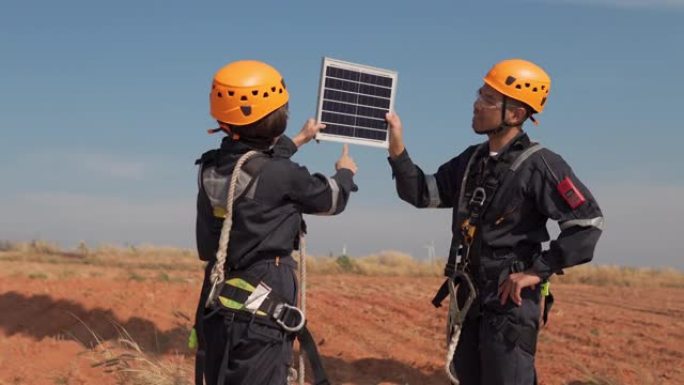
[292,118,326,148]
[315,57,398,149]
[386,112,405,159]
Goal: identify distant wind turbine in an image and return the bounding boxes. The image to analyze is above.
[424,240,436,264]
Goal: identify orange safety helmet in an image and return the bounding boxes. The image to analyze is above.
[210,60,289,126]
[483,59,551,113]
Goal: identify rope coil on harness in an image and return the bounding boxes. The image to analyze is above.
[445,328,461,384]
[287,233,308,385]
[206,150,260,308]
[445,271,477,384]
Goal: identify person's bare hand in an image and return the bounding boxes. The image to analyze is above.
[498,271,542,306]
[293,118,325,148]
[386,112,405,159]
[335,144,357,174]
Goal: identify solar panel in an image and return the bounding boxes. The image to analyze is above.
[315,57,398,148]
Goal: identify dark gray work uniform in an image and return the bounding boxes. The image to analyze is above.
[194,135,355,385]
[388,132,603,385]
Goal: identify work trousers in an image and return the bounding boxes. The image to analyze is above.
[199,259,298,385]
[452,276,541,385]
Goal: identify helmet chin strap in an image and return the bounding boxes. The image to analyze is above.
[478,96,517,135]
[208,123,277,151]
[207,125,242,141]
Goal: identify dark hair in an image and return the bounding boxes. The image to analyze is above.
[228,104,289,149]
[505,98,534,124]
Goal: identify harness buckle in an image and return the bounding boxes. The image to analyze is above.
[469,187,487,207]
[273,303,306,333]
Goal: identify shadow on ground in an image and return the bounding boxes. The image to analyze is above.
[315,356,445,385]
[1,291,449,384]
[0,291,191,354]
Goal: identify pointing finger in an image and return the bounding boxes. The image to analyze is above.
[342,143,349,156]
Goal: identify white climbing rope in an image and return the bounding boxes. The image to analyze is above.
[445,272,477,384]
[445,326,461,384]
[298,233,307,385]
[205,150,260,308]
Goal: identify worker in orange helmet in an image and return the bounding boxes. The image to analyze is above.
[192,60,357,385]
[386,59,603,384]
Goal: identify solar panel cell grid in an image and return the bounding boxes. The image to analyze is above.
[357,105,386,119]
[324,89,357,104]
[316,58,397,148]
[360,73,393,88]
[359,83,391,98]
[357,94,390,109]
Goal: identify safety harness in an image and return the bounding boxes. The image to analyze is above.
[191,150,330,385]
[430,137,551,384]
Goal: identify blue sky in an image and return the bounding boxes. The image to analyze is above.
[1,0,682,268]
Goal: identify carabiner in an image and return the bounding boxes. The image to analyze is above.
[469,187,486,207]
[273,303,306,333]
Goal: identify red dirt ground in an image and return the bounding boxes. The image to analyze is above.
[0,258,682,385]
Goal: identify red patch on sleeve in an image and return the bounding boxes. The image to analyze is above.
[557,176,586,209]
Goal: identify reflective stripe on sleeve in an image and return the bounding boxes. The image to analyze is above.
[425,174,441,208]
[559,216,605,231]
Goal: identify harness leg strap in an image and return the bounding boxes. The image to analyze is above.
[194,273,211,385]
[432,279,450,308]
[297,325,331,385]
[216,313,236,385]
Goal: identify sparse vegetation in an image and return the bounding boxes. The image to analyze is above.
[554,264,684,288]
[127,271,146,282]
[1,240,682,287]
[77,241,90,257]
[0,241,200,278]
[307,250,442,276]
[570,362,622,385]
[92,338,190,385]
[0,240,680,385]
[0,240,16,251]
[83,322,191,385]
[52,375,69,385]
[28,272,48,280]
[335,254,358,273]
[28,240,63,255]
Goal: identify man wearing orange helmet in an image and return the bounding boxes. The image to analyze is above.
[386,59,603,384]
[192,60,357,385]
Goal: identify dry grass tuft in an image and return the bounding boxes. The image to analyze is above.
[0,241,199,279]
[0,240,195,260]
[566,360,623,385]
[2,240,682,288]
[306,252,684,288]
[92,243,195,259]
[0,240,17,251]
[307,250,443,277]
[92,339,190,385]
[0,239,63,254]
[554,264,684,288]
[80,320,191,385]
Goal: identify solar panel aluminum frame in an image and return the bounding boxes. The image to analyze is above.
[315,57,398,149]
